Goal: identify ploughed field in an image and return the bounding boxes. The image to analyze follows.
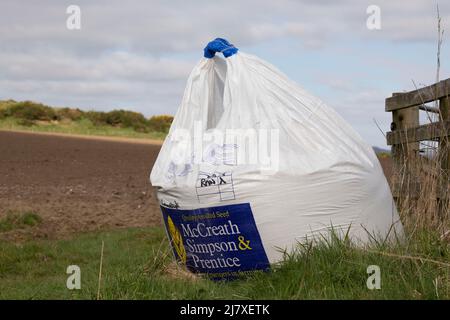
[0,131,162,241]
[0,130,392,241]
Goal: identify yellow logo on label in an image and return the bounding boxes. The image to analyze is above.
[167,215,187,264]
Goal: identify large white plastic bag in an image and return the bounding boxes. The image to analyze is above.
[150,41,403,279]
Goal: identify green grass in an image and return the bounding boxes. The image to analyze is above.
[0,227,449,299]
[0,99,171,140]
[0,117,167,140]
[0,211,42,232]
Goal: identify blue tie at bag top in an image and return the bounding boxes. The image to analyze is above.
[203,38,239,58]
[150,38,403,280]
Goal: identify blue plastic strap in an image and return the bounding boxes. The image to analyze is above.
[204,38,238,59]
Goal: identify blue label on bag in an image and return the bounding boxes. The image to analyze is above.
[160,203,270,279]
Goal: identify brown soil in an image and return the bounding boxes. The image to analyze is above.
[0,130,393,242]
[0,130,162,241]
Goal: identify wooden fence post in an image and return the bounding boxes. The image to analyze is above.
[439,96,449,217]
[391,93,419,199]
[386,79,450,216]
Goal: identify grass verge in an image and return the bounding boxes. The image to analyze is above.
[0,211,42,233]
[0,227,449,299]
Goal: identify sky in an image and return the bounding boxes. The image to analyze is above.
[1,0,449,147]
